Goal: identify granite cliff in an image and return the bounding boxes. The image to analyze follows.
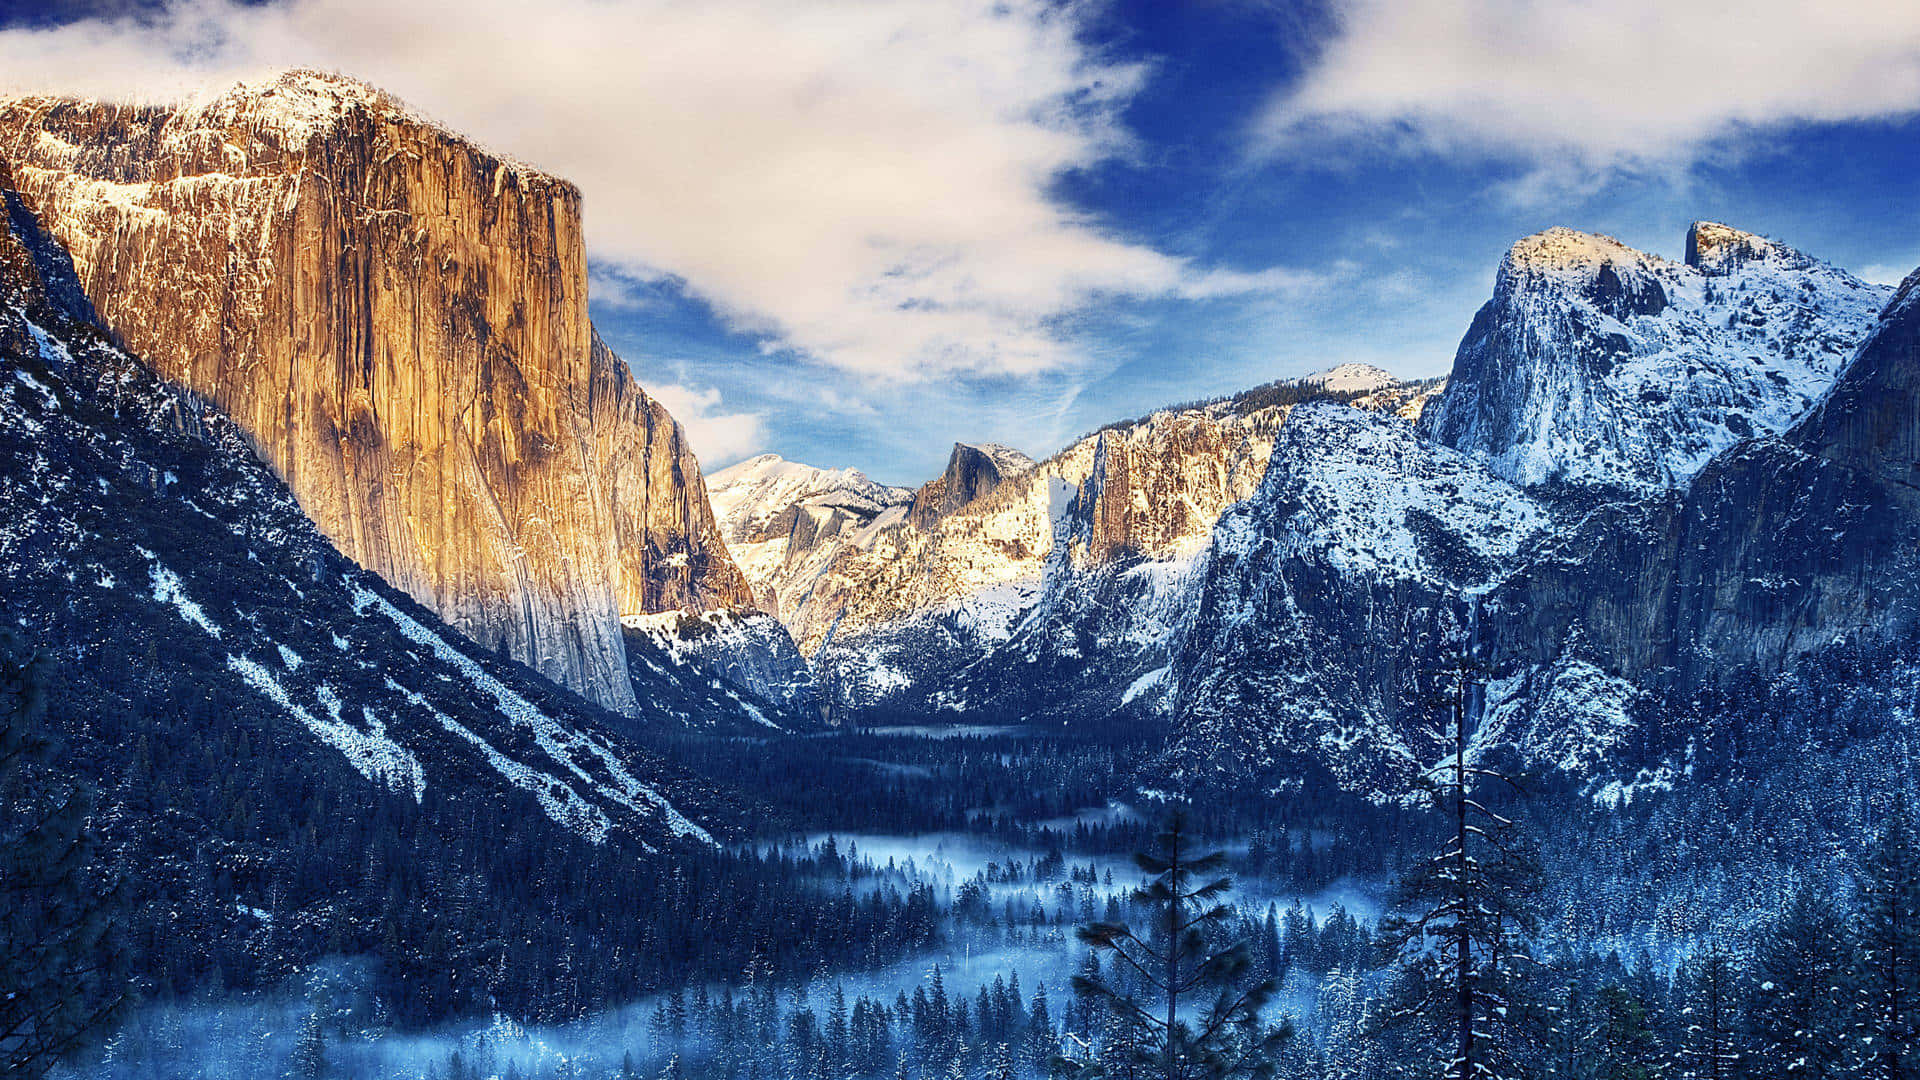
[1419,224,1885,492]
[0,70,751,713]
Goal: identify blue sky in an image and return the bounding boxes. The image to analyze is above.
[4,0,1919,483]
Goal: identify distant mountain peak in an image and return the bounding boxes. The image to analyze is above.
[956,441,1035,475]
[1300,362,1400,393]
[1504,227,1655,276]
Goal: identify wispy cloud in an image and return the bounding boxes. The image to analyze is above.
[0,0,1311,381]
[638,382,766,468]
[1256,0,1920,185]
[1858,261,1920,288]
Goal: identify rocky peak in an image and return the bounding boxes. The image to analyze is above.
[906,441,1035,530]
[1502,227,1654,276]
[1684,221,1800,276]
[1421,223,1889,492]
[1499,227,1669,320]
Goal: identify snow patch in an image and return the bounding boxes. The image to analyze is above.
[227,656,424,800]
[148,563,221,637]
[355,585,714,846]
[1122,666,1169,705]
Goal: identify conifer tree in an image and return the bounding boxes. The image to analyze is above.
[1061,810,1292,1080]
[1027,981,1056,1073]
[1745,887,1852,1080]
[1374,638,1541,1080]
[290,1009,326,1080]
[1593,983,1660,1080]
[1672,945,1743,1080]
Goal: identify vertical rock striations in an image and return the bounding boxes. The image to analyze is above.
[0,71,751,712]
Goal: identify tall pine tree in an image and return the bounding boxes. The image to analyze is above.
[1854,794,1920,1080]
[1672,945,1744,1080]
[1062,810,1292,1080]
[1745,887,1852,1080]
[1375,632,1541,1080]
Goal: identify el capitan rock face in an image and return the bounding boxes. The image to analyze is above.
[0,70,751,713]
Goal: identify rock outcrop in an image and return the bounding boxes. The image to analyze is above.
[906,443,1035,530]
[0,71,752,713]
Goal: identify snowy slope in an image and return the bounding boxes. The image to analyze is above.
[706,453,911,619]
[1163,402,1549,798]
[1301,362,1401,393]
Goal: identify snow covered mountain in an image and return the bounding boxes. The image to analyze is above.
[707,453,913,619]
[699,364,1445,727]
[808,403,1283,723]
[1419,224,1889,493]
[1163,403,1549,797]
[1489,261,1920,692]
[1157,225,1915,800]
[770,371,1439,724]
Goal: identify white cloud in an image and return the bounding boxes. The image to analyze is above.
[641,382,766,468]
[1858,261,1920,288]
[0,0,1305,380]
[1258,0,1920,175]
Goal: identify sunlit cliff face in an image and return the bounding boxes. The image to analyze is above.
[0,69,754,713]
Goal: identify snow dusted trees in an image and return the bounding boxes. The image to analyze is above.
[0,629,124,1077]
[1062,810,1292,1080]
[1374,639,1541,1080]
[1671,945,1743,1080]
[1745,887,1854,1079]
[1853,795,1920,1080]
